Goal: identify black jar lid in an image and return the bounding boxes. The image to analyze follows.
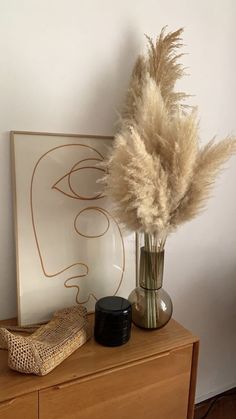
[96,296,131,314]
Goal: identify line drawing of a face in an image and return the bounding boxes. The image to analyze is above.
[30,143,125,308]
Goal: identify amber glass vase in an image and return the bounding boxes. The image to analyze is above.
[128,233,173,329]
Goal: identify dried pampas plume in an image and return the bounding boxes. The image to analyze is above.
[104,27,236,238]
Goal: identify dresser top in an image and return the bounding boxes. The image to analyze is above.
[0,316,198,402]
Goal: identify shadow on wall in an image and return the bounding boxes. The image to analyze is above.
[170,260,236,397]
[73,27,141,134]
[166,244,236,333]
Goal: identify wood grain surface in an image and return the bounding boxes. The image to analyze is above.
[39,346,193,419]
[0,316,198,403]
[0,391,38,419]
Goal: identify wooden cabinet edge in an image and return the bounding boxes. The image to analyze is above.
[56,352,171,390]
[0,391,38,419]
[0,340,198,403]
[40,344,193,394]
[0,398,16,408]
[187,340,200,419]
[0,391,38,406]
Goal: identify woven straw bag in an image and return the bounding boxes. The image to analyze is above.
[0,306,91,376]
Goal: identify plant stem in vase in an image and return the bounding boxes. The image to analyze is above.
[129,233,172,329]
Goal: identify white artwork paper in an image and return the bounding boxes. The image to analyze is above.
[11,132,136,326]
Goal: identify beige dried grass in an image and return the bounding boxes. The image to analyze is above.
[104,27,236,238]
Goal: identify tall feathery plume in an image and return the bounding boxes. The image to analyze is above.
[104,27,236,240]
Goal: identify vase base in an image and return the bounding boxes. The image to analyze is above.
[132,318,172,330]
[128,286,173,330]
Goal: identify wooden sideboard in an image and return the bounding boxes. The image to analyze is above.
[0,317,199,419]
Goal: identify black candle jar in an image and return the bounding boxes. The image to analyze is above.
[94,296,132,347]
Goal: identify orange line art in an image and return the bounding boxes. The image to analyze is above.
[74,207,110,238]
[68,158,105,200]
[30,143,125,305]
[64,278,98,305]
[52,160,105,200]
[73,206,125,297]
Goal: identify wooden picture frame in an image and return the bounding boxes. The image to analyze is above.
[11,131,136,326]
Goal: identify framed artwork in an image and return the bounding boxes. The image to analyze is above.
[11,131,136,326]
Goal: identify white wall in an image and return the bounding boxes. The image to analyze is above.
[0,0,235,402]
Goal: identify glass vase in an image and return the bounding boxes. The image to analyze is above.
[128,233,173,329]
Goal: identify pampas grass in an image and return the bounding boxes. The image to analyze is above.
[104,27,236,240]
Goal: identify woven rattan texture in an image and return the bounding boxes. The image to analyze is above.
[0,306,90,375]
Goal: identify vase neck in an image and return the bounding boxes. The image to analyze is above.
[139,247,164,290]
[143,232,166,252]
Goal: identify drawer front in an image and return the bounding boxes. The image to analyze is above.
[40,345,193,419]
[0,392,38,419]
